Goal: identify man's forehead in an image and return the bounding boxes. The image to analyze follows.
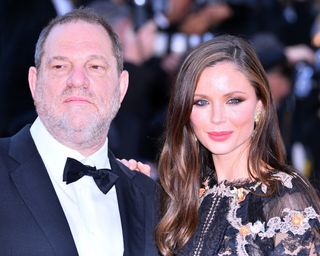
[40,21,115,63]
[48,20,107,37]
[43,20,112,51]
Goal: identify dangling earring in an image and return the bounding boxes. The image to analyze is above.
[254,110,261,126]
[252,110,261,138]
[192,133,198,143]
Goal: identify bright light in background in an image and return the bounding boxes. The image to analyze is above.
[189,35,201,49]
[171,33,187,54]
[134,0,146,6]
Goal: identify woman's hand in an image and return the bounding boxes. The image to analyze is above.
[118,159,151,177]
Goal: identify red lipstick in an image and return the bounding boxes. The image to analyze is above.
[208,131,232,142]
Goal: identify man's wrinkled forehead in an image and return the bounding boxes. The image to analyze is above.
[42,20,112,57]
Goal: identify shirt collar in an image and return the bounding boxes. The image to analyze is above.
[30,117,111,184]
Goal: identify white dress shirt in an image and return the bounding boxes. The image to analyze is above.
[30,118,124,256]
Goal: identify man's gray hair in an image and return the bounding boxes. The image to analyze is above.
[34,8,124,73]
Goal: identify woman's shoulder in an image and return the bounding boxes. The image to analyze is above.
[248,171,320,255]
[269,171,318,204]
[260,170,320,231]
[262,170,319,210]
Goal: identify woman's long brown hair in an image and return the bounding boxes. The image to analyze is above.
[155,35,299,255]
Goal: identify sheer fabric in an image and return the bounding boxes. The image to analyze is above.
[179,172,320,255]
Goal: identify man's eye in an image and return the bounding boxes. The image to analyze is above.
[89,64,106,70]
[194,99,209,106]
[88,64,107,74]
[53,65,64,69]
[227,98,243,104]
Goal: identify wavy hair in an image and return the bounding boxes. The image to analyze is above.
[155,35,295,255]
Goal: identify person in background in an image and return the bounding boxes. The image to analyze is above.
[155,35,320,255]
[252,32,320,192]
[0,0,85,136]
[87,0,169,166]
[0,0,58,136]
[0,8,158,256]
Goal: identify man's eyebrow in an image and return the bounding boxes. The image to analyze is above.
[87,55,108,62]
[46,56,69,65]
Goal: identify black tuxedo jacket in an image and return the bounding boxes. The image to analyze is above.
[0,126,159,255]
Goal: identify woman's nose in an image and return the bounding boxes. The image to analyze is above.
[210,104,226,124]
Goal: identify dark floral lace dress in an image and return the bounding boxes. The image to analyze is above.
[178,172,320,255]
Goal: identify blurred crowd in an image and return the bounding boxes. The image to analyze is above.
[1,0,320,188]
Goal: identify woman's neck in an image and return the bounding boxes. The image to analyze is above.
[213,149,251,183]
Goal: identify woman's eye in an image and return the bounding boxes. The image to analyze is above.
[227,98,243,104]
[194,99,209,106]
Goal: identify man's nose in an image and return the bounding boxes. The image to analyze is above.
[67,66,89,88]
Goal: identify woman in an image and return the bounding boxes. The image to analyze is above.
[155,35,320,255]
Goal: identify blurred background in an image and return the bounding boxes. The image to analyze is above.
[1,0,320,188]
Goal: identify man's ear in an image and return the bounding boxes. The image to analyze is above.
[119,70,129,103]
[28,66,38,99]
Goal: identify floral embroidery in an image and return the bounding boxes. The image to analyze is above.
[239,225,251,236]
[199,179,210,198]
[230,187,248,204]
[229,206,320,255]
[261,183,268,194]
[225,172,319,255]
[239,221,265,237]
[190,172,320,256]
[273,172,293,188]
[249,220,265,235]
[234,206,319,240]
[260,207,319,238]
[199,182,235,205]
[260,172,293,193]
[291,212,304,225]
[227,187,251,255]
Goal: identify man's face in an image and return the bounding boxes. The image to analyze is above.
[28,21,128,155]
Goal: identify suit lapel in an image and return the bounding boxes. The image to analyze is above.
[8,126,77,255]
[108,151,146,255]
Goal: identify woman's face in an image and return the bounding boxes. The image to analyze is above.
[190,61,262,158]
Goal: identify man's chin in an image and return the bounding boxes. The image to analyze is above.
[65,115,97,128]
[68,121,90,131]
[60,124,102,147]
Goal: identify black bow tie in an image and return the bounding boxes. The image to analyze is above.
[63,157,119,194]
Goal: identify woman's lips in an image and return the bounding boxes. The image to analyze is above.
[208,131,233,142]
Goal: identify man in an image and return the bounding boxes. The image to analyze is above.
[0,8,158,256]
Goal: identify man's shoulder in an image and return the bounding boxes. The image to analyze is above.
[0,125,34,162]
[0,137,11,165]
[117,159,158,192]
[0,136,10,151]
[108,151,158,195]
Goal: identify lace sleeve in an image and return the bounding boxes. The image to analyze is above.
[262,174,320,255]
[270,207,320,255]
